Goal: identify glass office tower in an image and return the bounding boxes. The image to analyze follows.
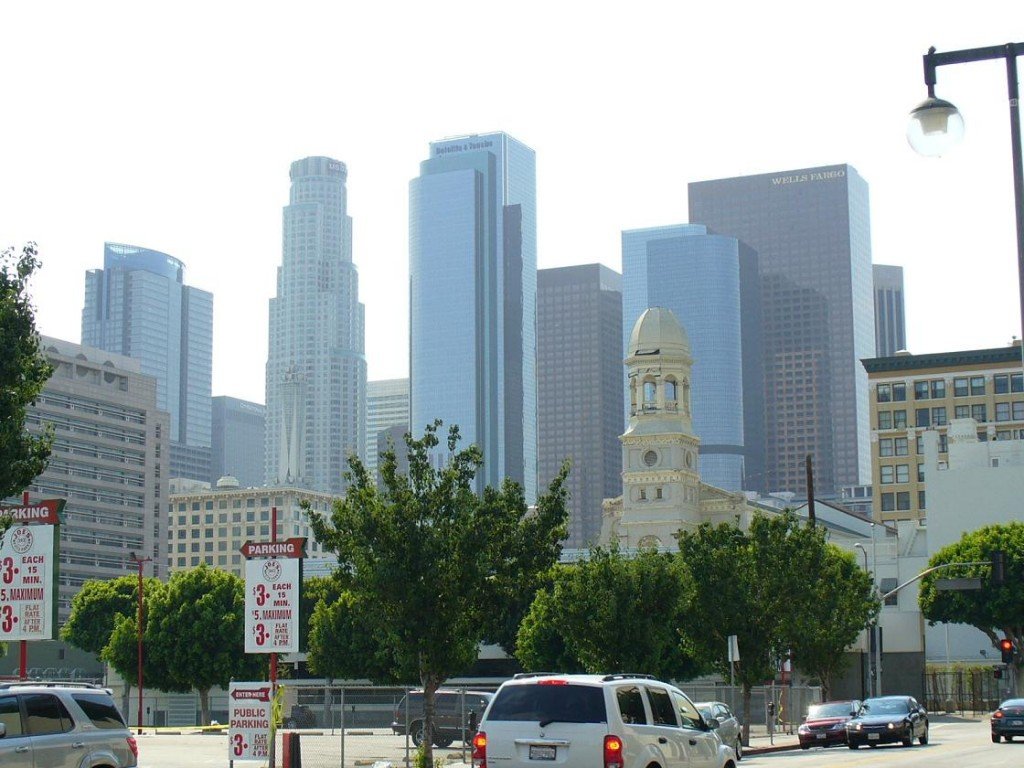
[538,264,623,547]
[621,225,763,491]
[689,165,874,495]
[409,132,537,501]
[873,264,906,357]
[265,156,366,494]
[82,242,212,481]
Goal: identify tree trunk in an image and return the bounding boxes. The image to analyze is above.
[741,684,752,746]
[122,687,132,724]
[422,674,441,768]
[199,688,210,726]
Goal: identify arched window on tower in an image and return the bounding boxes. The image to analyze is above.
[643,380,657,410]
[664,378,678,410]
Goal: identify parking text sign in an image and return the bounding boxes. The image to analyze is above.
[228,682,272,761]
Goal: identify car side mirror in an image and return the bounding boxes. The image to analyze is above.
[705,717,720,730]
[0,722,6,738]
[850,711,857,717]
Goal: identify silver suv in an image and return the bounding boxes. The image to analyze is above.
[473,673,736,768]
[0,681,138,768]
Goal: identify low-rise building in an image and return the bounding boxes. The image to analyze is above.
[166,478,334,576]
[862,344,1024,522]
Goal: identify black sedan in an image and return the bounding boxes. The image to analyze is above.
[846,695,928,749]
[992,698,1024,743]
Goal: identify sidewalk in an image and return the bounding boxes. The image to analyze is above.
[743,723,800,755]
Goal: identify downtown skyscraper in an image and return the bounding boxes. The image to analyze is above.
[82,242,212,481]
[689,164,874,495]
[409,133,537,501]
[265,156,366,494]
[538,265,623,547]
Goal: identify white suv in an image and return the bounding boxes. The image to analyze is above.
[472,674,736,768]
[0,681,138,768]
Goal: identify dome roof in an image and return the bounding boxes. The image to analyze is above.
[215,475,240,489]
[628,307,690,357]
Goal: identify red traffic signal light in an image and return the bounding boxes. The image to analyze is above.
[1000,638,1015,664]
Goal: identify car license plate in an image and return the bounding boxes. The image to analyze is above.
[530,746,556,761]
[816,733,826,740]
[1011,719,1023,726]
[868,733,880,740]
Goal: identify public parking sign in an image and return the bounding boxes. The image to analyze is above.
[0,501,62,641]
[243,539,305,654]
[228,682,273,761]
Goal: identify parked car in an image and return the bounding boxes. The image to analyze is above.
[991,697,1024,742]
[473,673,737,768]
[284,704,317,729]
[0,680,138,768]
[695,701,743,760]
[392,689,494,747]
[845,695,928,749]
[797,699,860,749]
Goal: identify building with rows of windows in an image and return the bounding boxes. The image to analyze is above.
[166,477,333,576]
[862,344,1024,522]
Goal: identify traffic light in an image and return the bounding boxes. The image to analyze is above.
[991,550,1006,586]
[1000,637,1014,664]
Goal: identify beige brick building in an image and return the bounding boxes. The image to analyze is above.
[167,478,334,576]
[862,344,1024,522]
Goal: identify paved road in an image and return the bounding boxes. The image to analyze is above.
[134,716,1016,768]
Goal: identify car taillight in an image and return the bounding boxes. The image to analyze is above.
[604,735,624,768]
[472,731,487,768]
[994,710,1004,719]
[126,735,139,758]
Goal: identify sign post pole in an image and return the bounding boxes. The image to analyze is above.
[241,510,305,768]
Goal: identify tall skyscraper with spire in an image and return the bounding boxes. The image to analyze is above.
[409,132,537,501]
[265,156,366,493]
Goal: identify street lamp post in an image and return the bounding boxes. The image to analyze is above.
[907,43,1024,340]
[853,543,872,698]
[128,551,152,736]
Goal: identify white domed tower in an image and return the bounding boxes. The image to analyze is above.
[607,307,701,548]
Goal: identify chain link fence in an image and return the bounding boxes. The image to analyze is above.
[134,681,822,767]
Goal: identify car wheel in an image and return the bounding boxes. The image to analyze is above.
[434,736,454,748]
[848,742,858,750]
[992,733,1000,743]
[411,721,425,747]
[801,743,810,750]
[919,726,928,745]
[735,739,742,760]
[902,735,913,747]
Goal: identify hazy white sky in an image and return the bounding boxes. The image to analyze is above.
[2,2,1021,405]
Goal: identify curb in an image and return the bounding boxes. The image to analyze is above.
[745,742,801,755]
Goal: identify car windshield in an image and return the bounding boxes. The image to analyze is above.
[859,699,910,715]
[487,684,607,723]
[808,702,854,719]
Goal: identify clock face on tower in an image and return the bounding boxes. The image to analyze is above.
[643,449,658,467]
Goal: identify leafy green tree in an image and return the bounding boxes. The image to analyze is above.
[107,565,263,724]
[920,522,1024,691]
[0,242,54,507]
[516,547,701,679]
[307,590,399,681]
[299,573,347,650]
[676,513,852,743]
[62,575,162,715]
[307,420,569,768]
[61,576,146,655]
[786,543,877,698]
